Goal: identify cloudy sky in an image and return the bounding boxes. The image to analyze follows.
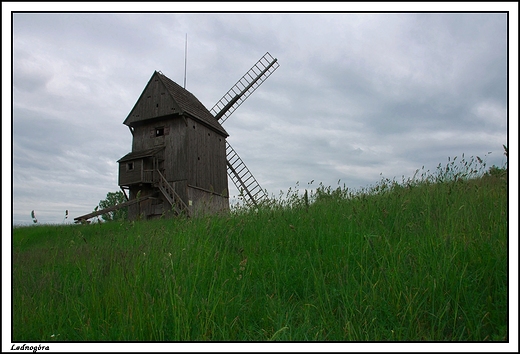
[6,4,515,225]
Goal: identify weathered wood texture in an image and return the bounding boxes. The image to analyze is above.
[186,117,228,195]
[187,185,229,217]
[118,147,164,186]
[124,71,227,136]
[124,74,182,126]
[117,71,229,220]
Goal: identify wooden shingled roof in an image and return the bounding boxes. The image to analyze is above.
[123,71,228,136]
[117,146,164,163]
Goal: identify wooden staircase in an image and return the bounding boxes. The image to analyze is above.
[75,169,189,222]
[155,169,189,216]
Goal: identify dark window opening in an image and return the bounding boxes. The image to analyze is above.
[127,162,134,171]
[156,127,164,137]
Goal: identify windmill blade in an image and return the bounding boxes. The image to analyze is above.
[226,141,267,207]
[210,52,279,124]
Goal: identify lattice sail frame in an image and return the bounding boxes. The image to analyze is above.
[211,52,279,206]
[210,52,279,124]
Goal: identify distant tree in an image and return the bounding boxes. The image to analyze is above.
[97,191,128,222]
[485,165,507,178]
[484,144,508,179]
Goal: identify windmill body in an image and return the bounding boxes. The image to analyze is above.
[118,71,229,220]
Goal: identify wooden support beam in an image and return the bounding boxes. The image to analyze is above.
[74,196,151,222]
[120,186,129,201]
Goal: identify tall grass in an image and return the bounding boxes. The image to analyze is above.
[12,156,508,341]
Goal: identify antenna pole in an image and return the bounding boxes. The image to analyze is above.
[183,33,188,89]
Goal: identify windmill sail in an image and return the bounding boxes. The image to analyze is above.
[210,52,279,124]
[226,141,267,206]
[211,52,279,207]
[210,52,280,206]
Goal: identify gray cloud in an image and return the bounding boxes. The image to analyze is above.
[8,11,510,225]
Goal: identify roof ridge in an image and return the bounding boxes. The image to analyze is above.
[155,71,228,136]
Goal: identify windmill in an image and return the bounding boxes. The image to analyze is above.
[74,52,279,223]
[211,52,279,207]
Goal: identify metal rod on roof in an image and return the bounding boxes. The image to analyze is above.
[183,33,188,89]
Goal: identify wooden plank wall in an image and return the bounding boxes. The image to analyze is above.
[126,73,182,125]
[119,159,143,186]
[187,186,229,217]
[127,185,161,220]
[132,117,188,181]
[186,117,228,196]
[164,118,188,183]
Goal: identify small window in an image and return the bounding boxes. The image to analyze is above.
[155,127,164,137]
[127,162,134,171]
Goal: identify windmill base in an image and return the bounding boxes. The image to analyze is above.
[125,184,229,221]
[187,185,229,218]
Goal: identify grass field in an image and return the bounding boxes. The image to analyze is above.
[12,157,508,341]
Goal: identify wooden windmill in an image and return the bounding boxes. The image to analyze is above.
[74,52,279,222]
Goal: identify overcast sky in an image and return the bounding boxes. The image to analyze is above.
[6,5,515,225]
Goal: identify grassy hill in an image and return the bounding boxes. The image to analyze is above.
[12,157,508,341]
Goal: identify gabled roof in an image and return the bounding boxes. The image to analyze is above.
[123,71,228,136]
